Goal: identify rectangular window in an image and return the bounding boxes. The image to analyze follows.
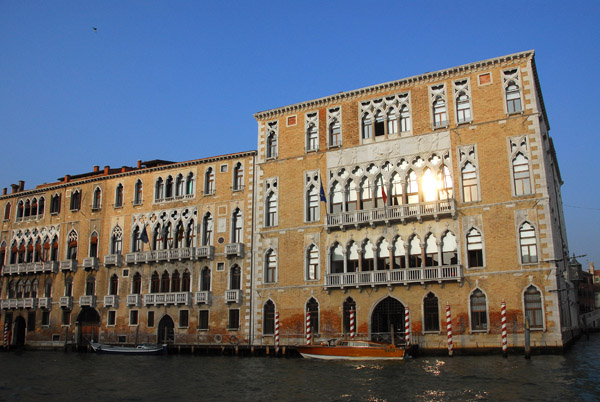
[62,310,71,326]
[27,311,36,331]
[107,311,116,326]
[198,310,209,330]
[220,164,228,173]
[307,188,319,222]
[147,311,155,327]
[42,311,50,326]
[179,310,189,328]
[129,310,139,326]
[217,262,225,272]
[228,309,240,330]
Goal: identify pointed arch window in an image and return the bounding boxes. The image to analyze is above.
[330,182,343,213]
[165,176,174,199]
[134,179,143,205]
[24,199,31,217]
[185,220,195,247]
[132,226,141,252]
[387,109,398,135]
[329,119,341,147]
[393,236,406,269]
[201,267,211,291]
[171,270,181,292]
[70,190,81,211]
[347,241,359,272]
[67,230,78,260]
[391,173,403,206]
[456,91,471,123]
[408,236,421,268]
[470,289,487,331]
[89,232,98,258]
[175,174,184,197]
[361,114,372,139]
[24,279,32,298]
[50,194,61,214]
[524,285,543,328]
[407,171,419,204]
[306,185,319,222]
[64,276,73,297]
[233,163,244,191]
[51,236,59,261]
[266,132,278,159]
[467,228,483,268]
[92,187,102,210]
[150,271,160,293]
[362,239,375,271]
[230,265,241,290]
[461,162,479,202]
[111,226,123,255]
[16,280,24,298]
[423,292,440,332]
[330,243,344,274]
[183,269,191,292]
[306,297,319,334]
[44,279,52,298]
[359,177,373,210]
[155,177,164,201]
[17,200,24,220]
[345,180,357,212]
[38,197,45,217]
[519,222,538,263]
[306,245,319,280]
[109,274,119,295]
[202,213,213,246]
[264,249,277,283]
[263,300,275,335]
[433,96,447,127]
[160,271,170,293]
[31,279,38,298]
[232,209,243,243]
[425,234,438,267]
[306,122,318,151]
[399,105,411,132]
[439,165,453,200]
[185,173,194,195]
[31,198,38,216]
[265,192,277,227]
[513,153,531,196]
[441,232,457,265]
[506,81,522,114]
[114,184,124,207]
[4,202,11,221]
[377,239,391,270]
[132,272,142,294]
[204,168,215,195]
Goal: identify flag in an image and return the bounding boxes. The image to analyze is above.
[139,225,149,244]
[380,177,387,205]
[319,182,327,203]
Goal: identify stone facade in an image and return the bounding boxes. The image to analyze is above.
[0,50,577,353]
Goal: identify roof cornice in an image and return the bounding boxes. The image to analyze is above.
[253,50,535,121]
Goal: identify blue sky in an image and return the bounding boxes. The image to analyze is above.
[1,1,599,267]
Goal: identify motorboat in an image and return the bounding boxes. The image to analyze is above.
[90,341,167,355]
[296,339,405,360]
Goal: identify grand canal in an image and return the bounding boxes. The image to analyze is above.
[1,335,599,401]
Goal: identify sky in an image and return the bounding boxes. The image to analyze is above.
[1,1,599,267]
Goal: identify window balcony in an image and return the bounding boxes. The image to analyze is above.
[33,262,44,273]
[79,295,96,307]
[59,260,77,272]
[144,292,191,307]
[43,261,59,273]
[38,297,52,309]
[127,294,142,307]
[104,254,123,267]
[18,264,27,274]
[83,257,99,271]
[324,264,463,289]
[59,296,73,309]
[125,251,148,265]
[195,291,211,305]
[196,246,215,260]
[25,263,36,274]
[326,199,456,231]
[104,295,118,308]
[225,243,244,258]
[2,264,17,276]
[225,289,242,304]
[0,299,9,309]
[23,298,37,309]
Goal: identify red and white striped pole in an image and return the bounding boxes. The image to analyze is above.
[275,311,280,353]
[350,307,355,340]
[3,323,7,349]
[446,303,453,357]
[404,307,410,349]
[501,301,507,357]
[306,310,311,345]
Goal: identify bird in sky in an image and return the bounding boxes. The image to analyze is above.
[92,27,97,32]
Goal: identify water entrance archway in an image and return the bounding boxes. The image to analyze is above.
[370,296,405,345]
[157,315,174,344]
[77,307,100,344]
[13,316,26,346]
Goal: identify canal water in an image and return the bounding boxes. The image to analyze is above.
[1,335,600,402]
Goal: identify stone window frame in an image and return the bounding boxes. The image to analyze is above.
[264,177,279,228]
[304,170,322,223]
[305,111,319,152]
[92,186,102,211]
[265,120,279,160]
[465,226,486,270]
[502,68,524,115]
[359,92,411,144]
[429,84,449,129]
[422,291,441,334]
[326,106,342,149]
[263,248,278,284]
[508,136,534,197]
[305,243,320,282]
[516,219,540,266]
[468,287,489,333]
[458,145,481,204]
[522,283,545,331]
[453,78,473,125]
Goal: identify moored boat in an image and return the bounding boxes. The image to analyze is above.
[90,341,167,355]
[296,339,405,360]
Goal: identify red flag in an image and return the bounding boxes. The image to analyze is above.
[380,177,387,205]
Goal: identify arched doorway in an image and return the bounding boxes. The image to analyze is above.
[157,315,174,344]
[13,316,26,346]
[371,297,405,345]
[77,307,100,344]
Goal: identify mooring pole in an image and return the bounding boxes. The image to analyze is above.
[524,317,531,359]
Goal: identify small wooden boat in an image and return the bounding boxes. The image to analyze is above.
[296,339,405,360]
[90,341,167,355]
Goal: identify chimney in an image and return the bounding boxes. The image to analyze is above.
[18,180,24,191]
[137,160,142,169]
[121,166,126,173]
[590,262,595,274]
[2,188,6,196]
[104,166,110,175]
[10,184,19,194]
[93,165,100,173]
[64,175,70,183]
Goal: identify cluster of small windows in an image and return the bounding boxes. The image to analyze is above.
[155,172,195,202]
[13,197,45,222]
[149,269,192,293]
[360,93,411,141]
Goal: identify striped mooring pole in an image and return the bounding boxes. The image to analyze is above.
[306,310,311,345]
[275,311,280,353]
[404,307,410,349]
[446,303,453,357]
[350,307,355,340]
[501,301,508,357]
[3,323,8,349]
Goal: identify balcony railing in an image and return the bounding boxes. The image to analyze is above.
[79,295,97,307]
[0,299,9,309]
[127,294,142,307]
[326,199,456,230]
[125,247,196,264]
[23,298,37,309]
[104,254,123,267]
[59,296,73,309]
[324,264,463,289]
[144,292,191,306]
[43,261,59,273]
[59,260,77,272]
[225,243,244,258]
[83,257,99,270]
[196,246,215,260]
[104,295,118,308]
[195,291,211,305]
[225,289,242,304]
[38,297,52,309]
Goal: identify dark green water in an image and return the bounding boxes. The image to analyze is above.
[1,335,599,401]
